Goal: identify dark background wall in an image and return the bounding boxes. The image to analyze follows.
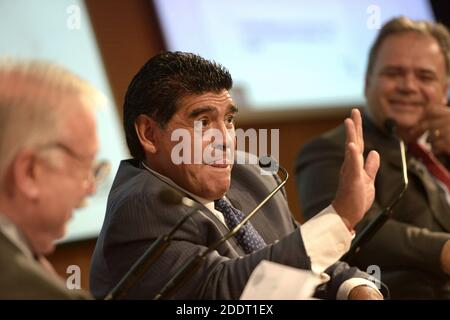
[48,0,345,291]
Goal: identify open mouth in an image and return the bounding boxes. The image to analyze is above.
[207,163,230,168]
[204,159,231,168]
[203,149,233,167]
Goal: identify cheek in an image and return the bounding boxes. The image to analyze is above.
[35,199,68,239]
[51,179,84,213]
[425,86,445,104]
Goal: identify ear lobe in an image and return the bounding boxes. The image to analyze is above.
[13,150,40,200]
[135,115,159,154]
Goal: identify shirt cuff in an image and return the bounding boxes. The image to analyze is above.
[336,278,382,300]
[300,205,353,275]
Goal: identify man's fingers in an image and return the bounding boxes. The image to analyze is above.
[345,117,357,146]
[427,125,449,144]
[425,105,450,119]
[351,108,363,151]
[344,142,363,176]
[431,138,449,155]
[428,117,449,131]
[364,150,380,180]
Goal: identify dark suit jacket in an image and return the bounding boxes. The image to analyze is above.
[90,157,367,300]
[295,113,450,299]
[0,231,89,299]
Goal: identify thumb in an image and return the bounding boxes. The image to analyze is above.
[364,150,380,180]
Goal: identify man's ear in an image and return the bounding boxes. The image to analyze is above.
[135,114,160,154]
[12,150,40,200]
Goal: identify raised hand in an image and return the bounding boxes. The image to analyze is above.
[332,109,380,231]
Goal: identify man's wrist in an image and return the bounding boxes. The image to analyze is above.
[331,202,355,233]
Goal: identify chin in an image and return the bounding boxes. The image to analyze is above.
[200,183,230,201]
[52,225,67,242]
[37,241,56,256]
[390,115,422,129]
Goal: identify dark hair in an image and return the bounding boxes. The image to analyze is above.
[366,16,450,79]
[123,51,233,160]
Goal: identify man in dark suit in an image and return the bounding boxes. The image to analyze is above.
[296,17,450,299]
[90,51,384,300]
[0,59,102,299]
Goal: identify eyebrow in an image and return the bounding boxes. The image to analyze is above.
[229,105,239,114]
[188,104,238,118]
[382,65,437,74]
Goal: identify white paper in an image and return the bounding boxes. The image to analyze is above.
[240,260,323,300]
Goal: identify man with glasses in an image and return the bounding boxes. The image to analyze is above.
[0,59,106,299]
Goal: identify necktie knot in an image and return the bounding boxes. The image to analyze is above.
[214,198,266,254]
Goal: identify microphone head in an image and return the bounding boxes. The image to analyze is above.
[384,118,397,136]
[159,189,197,208]
[159,189,184,205]
[258,155,279,175]
[258,155,274,168]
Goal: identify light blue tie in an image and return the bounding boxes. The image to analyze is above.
[214,198,266,254]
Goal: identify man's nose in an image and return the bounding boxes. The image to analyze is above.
[398,73,418,93]
[216,123,234,148]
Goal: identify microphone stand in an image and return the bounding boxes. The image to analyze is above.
[341,119,408,262]
[153,163,289,300]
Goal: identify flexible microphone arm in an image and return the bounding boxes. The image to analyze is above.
[104,189,201,300]
[341,119,408,262]
[153,158,288,300]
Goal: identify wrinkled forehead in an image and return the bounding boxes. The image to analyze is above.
[176,90,235,112]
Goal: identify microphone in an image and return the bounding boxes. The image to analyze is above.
[341,118,408,262]
[104,189,201,300]
[153,156,288,300]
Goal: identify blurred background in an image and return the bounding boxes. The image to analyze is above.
[1,0,449,290]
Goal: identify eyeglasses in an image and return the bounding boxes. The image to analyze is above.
[39,142,111,188]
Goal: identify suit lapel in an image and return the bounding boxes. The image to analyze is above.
[363,115,450,232]
[408,160,450,231]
